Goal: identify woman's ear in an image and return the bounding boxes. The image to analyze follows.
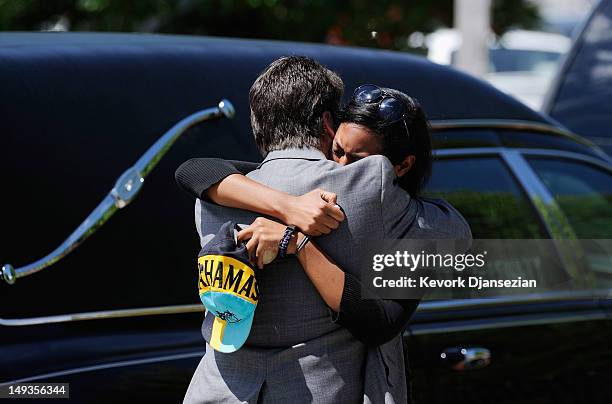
[394,155,416,177]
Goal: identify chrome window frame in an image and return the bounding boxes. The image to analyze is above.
[432,147,562,238]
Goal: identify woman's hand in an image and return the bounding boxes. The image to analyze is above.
[278,189,345,236]
[237,217,297,269]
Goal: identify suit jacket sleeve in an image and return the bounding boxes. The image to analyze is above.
[175,158,259,199]
[333,272,420,346]
[333,156,471,346]
[329,156,420,346]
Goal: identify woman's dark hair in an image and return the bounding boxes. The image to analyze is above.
[338,87,432,197]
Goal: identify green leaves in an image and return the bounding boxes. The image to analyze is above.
[0,0,541,51]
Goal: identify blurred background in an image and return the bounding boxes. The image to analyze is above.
[0,0,597,110]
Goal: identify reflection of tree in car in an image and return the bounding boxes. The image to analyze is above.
[423,190,544,239]
[554,195,612,238]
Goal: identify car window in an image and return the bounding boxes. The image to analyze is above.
[421,157,572,300]
[527,158,612,288]
[423,156,547,239]
[527,158,612,238]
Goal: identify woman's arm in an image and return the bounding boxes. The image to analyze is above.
[175,158,257,199]
[238,217,419,346]
[237,218,344,309]
[297,238,419,345]
[210,175,344,236]
[175,158,344,235]
[294,239,344,312]
[334,272,419,346]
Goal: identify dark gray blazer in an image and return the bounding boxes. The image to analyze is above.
[183,148,471,404]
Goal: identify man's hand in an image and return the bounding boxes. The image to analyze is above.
[279,189,345,236]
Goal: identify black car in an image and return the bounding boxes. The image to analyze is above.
[1,33,611,403]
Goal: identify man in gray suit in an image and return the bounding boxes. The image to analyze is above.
[183,56,469,403]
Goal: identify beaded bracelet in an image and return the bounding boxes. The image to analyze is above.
[278,225,297,258]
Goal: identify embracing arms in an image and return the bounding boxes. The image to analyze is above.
[175,158,343,235]
[237,218,345,312]
[175,157,423,345]
[175,158,347,311]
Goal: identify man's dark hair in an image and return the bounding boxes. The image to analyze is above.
[339,88,433,197]
[249,56,344,155]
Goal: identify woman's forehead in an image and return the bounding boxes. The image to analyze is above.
[336,122,380,152]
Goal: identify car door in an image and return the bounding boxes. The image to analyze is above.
[0,98,255,401]
[524,152,612,348]
[406,149,612,404]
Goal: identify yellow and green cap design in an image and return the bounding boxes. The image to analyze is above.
[198,221,258,353]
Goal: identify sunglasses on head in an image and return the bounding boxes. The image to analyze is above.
[351,84,411,138]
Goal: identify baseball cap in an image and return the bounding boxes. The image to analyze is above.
[197,221,259,353]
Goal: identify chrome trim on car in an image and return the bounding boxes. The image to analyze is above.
[0,351,205,385]
[430,119,579,140]
[1,100,235,285]
[3,291,611,327]
[0,304,204,326]
[430,119,612,162]
[417,290,612,312]
[407,309,608,336]
[517,148,612,173]
[433,147,569,240]
[433,147,612,239]
[586,136,612,146]
[501,149,576,239]
[435,147,601,286]
[429,119,570,136]
[434,147,612,171]
[434,147,504,157]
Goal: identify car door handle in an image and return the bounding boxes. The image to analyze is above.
[440,347,491,371]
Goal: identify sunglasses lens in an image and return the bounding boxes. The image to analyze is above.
[378,97,406,122]
[354,84,382,103]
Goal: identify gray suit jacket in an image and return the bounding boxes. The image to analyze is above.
[184,148,470,404]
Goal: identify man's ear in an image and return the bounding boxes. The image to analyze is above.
[394,155,416,178]
[322,111,335,140]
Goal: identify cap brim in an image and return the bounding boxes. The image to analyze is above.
[202,310,254,353]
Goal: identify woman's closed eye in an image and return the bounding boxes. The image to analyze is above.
[334,148,366,164]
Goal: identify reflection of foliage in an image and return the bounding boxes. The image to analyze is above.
[555,195,612,238]
[0,0,540,51]
[531,196,576,239]
[531,196,590,287]
[553,195,612,288]
[423,190,544,239]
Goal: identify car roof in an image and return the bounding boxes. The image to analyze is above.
[0,32,551,123]
[0,32,604,160]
